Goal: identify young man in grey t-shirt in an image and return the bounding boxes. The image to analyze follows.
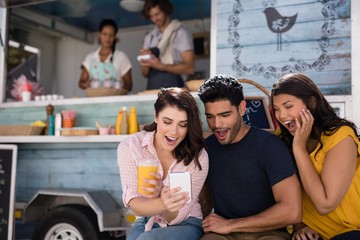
[137,0,195,89]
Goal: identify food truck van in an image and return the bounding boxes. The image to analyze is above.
[1,1,360,239]
[0,1,211,239]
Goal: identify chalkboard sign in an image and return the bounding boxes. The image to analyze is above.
[243,96,275,131]
[0,144,17,240]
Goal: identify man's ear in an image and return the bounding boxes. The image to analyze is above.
[239,100,247,116]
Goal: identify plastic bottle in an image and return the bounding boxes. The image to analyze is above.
[48,115,55,135]
[120,107,128,134]
[45,104,54,135]
[128,106,139,134]
[115,107,128,135]
[55,113,62,136]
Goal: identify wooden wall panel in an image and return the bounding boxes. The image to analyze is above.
[0,101,155,127]
[15,143,123,203]
[215,0,351,95]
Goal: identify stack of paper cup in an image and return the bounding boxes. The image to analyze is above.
[22,83,32,102]
[61,110,76,128]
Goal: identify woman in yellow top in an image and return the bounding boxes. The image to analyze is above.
[271,73,360,240]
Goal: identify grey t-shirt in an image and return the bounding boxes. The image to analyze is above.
[143,23,194,80]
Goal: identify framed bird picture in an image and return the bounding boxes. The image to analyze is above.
[212,0,351,96]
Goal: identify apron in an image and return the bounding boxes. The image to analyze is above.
[147,69,184,89]
[146,47,184,90]
[89,60,121,88]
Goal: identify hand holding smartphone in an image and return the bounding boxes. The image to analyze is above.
[169,172,192,203]
[136,54,152,62]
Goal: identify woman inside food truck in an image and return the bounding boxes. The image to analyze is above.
[78,19,133,92]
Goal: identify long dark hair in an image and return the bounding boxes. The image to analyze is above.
[144,88,204,169]
[98,19,118,62]
[271,73,358,154]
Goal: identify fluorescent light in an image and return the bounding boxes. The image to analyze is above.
[24,45,39,54]
[9,40,39,54]
[120,0,144,12]
[9,40,20,48]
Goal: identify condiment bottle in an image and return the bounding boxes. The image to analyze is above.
[55,113,62,136]
[120,107,128,134]
[45,104,54,135]
[48,115,55,135]
[128,106,139,134]
[115,107,124,135]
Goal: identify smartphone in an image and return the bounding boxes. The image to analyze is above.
[136,54,151,62]
[169,172,192,203]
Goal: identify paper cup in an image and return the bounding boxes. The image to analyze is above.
[22,91,31,102]
[98,127,110,135]
[62,110,76,128]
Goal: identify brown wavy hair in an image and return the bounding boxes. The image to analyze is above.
[144,88,204,169]
[142,0,173,19]
[271,73,358,156]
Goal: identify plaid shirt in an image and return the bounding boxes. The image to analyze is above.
[117,130,208,230]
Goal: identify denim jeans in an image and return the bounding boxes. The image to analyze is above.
[331,231,360,240]
[126,216,204,240]
[201,230,290,240]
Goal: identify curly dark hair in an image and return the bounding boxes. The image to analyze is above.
[271,73,358,155]
[198,74,244,107]
[142,0,173,19]
[143,88,204,169]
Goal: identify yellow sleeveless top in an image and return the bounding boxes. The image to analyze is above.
[302,126,360,240]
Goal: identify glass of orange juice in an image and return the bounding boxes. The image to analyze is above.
[137,159,159,195]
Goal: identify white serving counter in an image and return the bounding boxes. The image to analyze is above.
[0,92,200,109]
[0,134,129,143]
[0,94,158,108]
[0,92,206,144]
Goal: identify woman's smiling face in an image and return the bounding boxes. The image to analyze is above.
[272,93,308,135]
[154,105,188,151]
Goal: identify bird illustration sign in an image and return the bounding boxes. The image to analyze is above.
[217,0,351,95]
[264,7,298,51]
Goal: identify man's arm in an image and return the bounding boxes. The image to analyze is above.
[139,48,152,77]
[199,183,213,218]
[203,174,302,234]
[141,65,151,78]
[160,50,195,75]
[140,50,195,76]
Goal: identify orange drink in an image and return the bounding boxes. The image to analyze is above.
[137,159,159,195]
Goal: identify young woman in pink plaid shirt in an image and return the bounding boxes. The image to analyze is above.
[118,88,209,240]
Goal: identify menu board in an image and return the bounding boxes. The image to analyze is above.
[244,96,274,131]
[0,145,17,240]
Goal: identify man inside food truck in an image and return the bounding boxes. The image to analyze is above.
[137,0,195,90]
[198,74,302,240]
